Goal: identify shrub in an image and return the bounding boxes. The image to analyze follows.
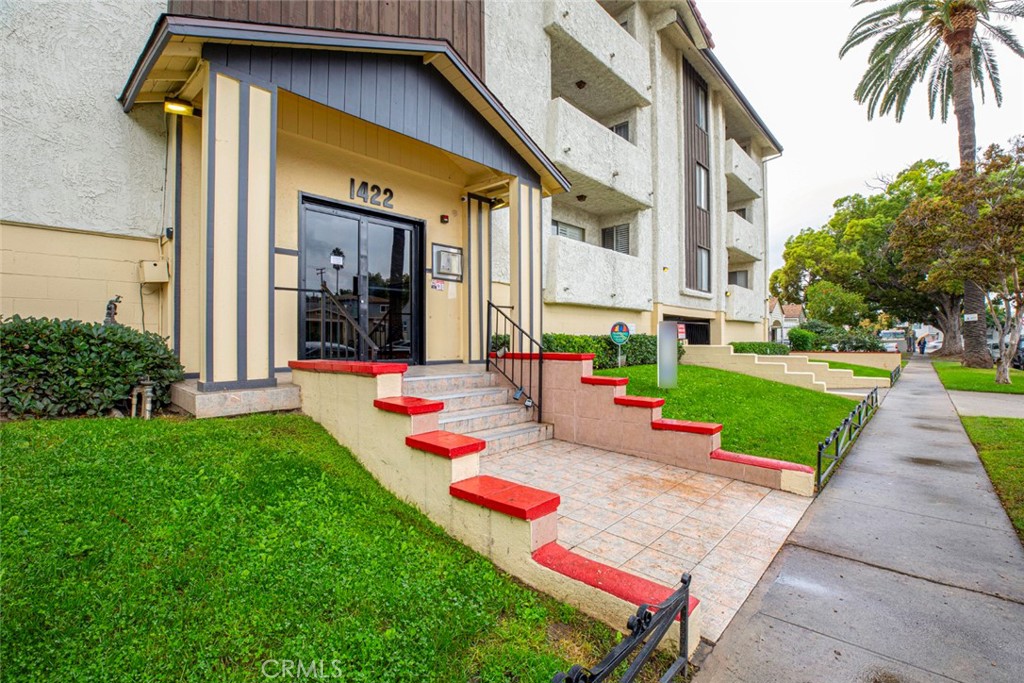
[0,315,184,418]
[542,332,683,370]
[788,328,816,351]
[730,342,790,356]
[797,319,884,352]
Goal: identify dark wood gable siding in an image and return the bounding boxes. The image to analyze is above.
[205,43,537,183]
[167,0,486,77]
[683,60,710,291]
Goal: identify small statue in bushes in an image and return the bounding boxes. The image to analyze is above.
[104,295,122,325]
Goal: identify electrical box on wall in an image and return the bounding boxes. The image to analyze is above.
[138,259,170,284]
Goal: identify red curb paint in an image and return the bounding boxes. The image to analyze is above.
[710,449,815,474]
[614,395,665,408]
[373,396,445,415]
[581,376,629,386]
[651,418,723,435]
[450,475,560,520]
[532,543,699,617]
[406,431,486,458]
[487,352,596,361]
[287,360,408,376]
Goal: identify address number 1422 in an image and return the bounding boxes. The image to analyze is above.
[349,179,394,209]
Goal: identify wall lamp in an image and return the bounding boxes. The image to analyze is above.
[164,98,200,117]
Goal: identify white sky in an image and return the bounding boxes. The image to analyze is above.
[694,0,1024,273]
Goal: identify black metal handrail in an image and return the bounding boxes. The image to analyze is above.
[816,387,879,493]
[486,301,543,422]
[890,363,902,386]
[552,574,691,683]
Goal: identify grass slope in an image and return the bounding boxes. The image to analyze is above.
[595,364,857,467]
[0,415,653,683]
[962,417,1024,544]
[933,361,1024,394]
[821,360,891,378]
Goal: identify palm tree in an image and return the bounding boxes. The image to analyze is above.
[840,0,1024,367]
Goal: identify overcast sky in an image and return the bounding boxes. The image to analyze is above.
[695,0,1024,273]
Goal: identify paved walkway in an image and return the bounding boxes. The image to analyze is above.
[479,442,812,641]
[947,389,1024,419]
[694,359,1024,683]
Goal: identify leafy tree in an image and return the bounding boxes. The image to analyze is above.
[840,0,1024,367]
[770,160,964,354]
[805,281,868,327]
[893,139,1024,383]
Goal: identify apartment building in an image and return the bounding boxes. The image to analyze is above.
[0,0,778,397]
[485,0,781,343]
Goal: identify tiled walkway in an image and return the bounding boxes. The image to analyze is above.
[480,440,812,641]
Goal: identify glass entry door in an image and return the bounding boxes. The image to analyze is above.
[300,199,420,363]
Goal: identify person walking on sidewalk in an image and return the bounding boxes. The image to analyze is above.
[918,337,927,355]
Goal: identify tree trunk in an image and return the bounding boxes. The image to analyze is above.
[995,357,1011,384]
[933,293,964,357]
[944,15,989,367]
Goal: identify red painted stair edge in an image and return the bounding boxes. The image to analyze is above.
[533,543,698,618]
[614,395,665,408]
[581,376,629,386]
[374,396,445,415]
[449,475,560,520]
[288,359,408,376]
[651,418,723,435]
[406,430,486,458]
[711,449,815,474]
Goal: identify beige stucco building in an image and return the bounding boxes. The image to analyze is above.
[1,0,779,397]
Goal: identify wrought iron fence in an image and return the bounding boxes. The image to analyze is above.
[552,574,691,683]
[816,387,879,493]
[889,363,902,386]
[486,302,543,421]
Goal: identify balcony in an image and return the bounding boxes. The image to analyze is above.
[726,211,762,262]
[724,139,762,201]
[547,97,651,214]
[726,284,762,323]
[545,235,652,311]
[544,0,650,120]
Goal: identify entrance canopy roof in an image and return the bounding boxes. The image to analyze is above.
[121,15,570,196]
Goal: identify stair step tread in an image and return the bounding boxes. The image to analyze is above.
[405,386,507,400]
[403,372,494,384]
[466,422,552,441]
[438,404,528,422]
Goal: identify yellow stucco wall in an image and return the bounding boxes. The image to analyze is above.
[0,222,167,334]
[273,92,484,365]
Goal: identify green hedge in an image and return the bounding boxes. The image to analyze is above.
[796,320,884,352]
[729,342,790,356]
[0,316,184,418]
[542,333,682,370]
[787,328,816,351]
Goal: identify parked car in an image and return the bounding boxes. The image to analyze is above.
[1013,342,1024,370]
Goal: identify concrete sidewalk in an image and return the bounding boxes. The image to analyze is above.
[947,389,1024,419]
[694,359,1024,683]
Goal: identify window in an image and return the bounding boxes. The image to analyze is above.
[552,220,584,242]
[696,247,710,292]
[610,121,630,142]
[728,270,749,288]
[733,207,747,220]
[602,224,630,255]
[695,164,710,210]
[696,86,708,132]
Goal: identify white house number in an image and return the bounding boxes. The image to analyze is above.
[349,178,394,208]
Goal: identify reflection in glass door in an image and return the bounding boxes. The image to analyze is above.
[298,199,420,363]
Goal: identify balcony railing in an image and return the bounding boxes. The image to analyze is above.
[726,210,762,262]
[724,139,762,201]
[547,97,651,213]
[726,283,761,323]
[545,235,652,310]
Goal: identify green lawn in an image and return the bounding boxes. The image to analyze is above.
[0,415,654,683]
[820,360,891,378]
[595,365,858,467]
[932,361,1024,394]
[962,417,1024,543]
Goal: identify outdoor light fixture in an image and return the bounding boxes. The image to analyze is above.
[725,290,732,297]
[163,98,196,116]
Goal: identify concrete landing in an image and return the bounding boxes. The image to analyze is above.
[694,359,1024,683]
[947,389,1024,419]
[171,374,301,418]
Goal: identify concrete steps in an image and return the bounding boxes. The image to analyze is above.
[403,368,553,454]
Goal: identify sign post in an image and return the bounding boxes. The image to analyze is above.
[610,322,630,368]
[657,321,679,388]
